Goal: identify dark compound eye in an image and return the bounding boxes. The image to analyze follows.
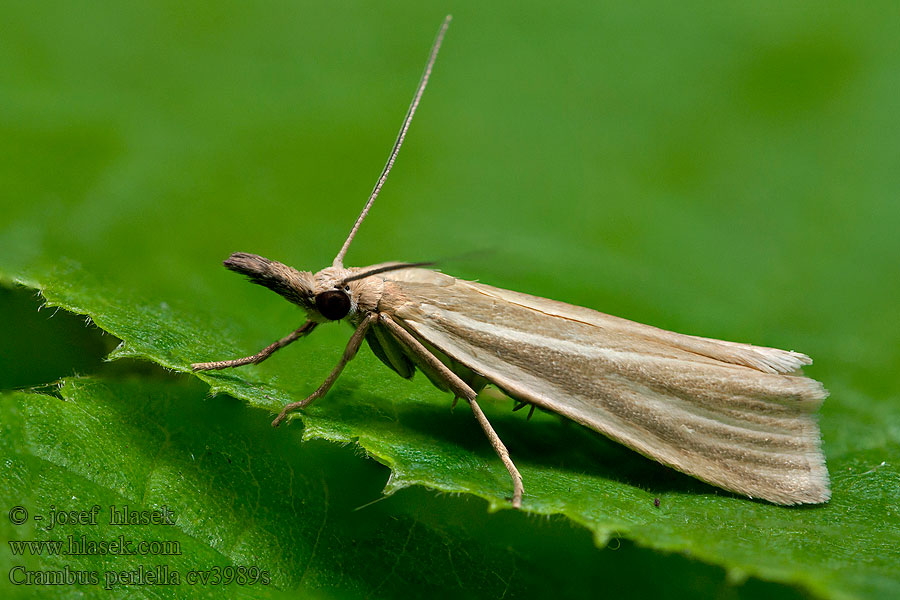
[315,289,351,320]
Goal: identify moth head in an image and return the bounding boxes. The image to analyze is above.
[310,265,358,321]
[223,252,317,312]
[224,253,362,322]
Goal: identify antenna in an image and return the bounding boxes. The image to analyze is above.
[332,15,452,268]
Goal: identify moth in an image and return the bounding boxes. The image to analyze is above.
[193,16,830,508]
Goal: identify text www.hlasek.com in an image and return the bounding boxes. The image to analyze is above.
[9,535,180,557]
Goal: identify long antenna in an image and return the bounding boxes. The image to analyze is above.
[332,15,452,268]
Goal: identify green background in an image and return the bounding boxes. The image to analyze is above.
[1,2,898,598]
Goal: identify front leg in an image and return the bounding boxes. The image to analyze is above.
[192,320,317,371]
[271,313,376,427]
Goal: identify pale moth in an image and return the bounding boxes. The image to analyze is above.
[193,16,830,508]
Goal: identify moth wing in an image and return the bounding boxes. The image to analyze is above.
[382,270,830,505]
[464,280,815,375]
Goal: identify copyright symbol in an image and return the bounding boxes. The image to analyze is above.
[9,506,28,525]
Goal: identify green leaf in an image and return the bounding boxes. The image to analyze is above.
[0,379,527,598]
[2,2,899,599]
[3,377,807,599]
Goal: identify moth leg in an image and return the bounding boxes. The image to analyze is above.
[192,321,318,371]
[271,313,376,428]
[380,314,524,508]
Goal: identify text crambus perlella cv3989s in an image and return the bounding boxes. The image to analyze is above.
[192,16,829,509]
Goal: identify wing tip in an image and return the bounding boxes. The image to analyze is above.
[749,417,831,505]
[774,460,831,505]
[745,347,813,374]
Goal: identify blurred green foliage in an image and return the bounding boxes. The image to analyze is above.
[1,2,898,598]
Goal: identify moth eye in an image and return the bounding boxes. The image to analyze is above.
[315,290,351,320]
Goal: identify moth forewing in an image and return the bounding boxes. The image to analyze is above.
[376,268,830,505]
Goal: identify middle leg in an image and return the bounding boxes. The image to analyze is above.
[379,313,524,508]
